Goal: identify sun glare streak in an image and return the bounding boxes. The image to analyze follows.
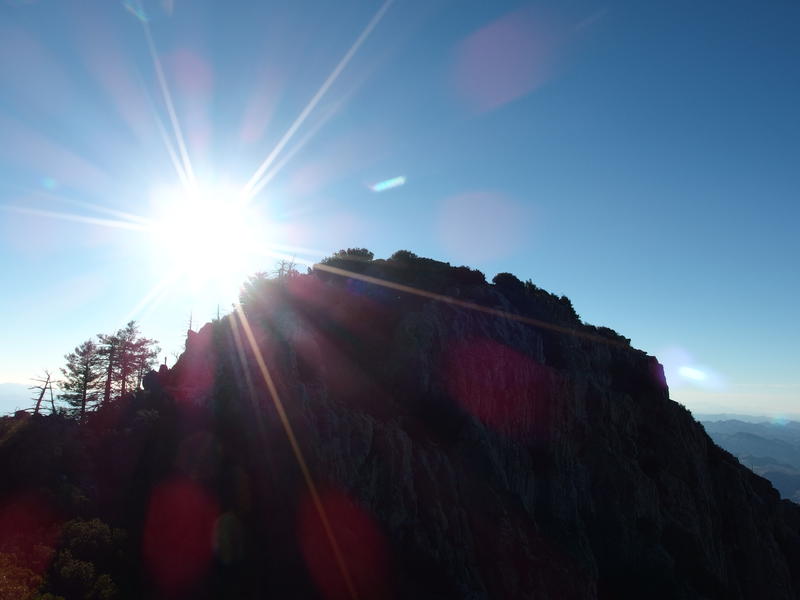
[242,0,394,202]
[245,100,342,201]
[256,249,317,268]
[141,22,196,187]
[227,310,267,439]
[268,242,328,259]
[150,97,191,188]
[49,196,152,227]
[123,270,180,325]
[3,183,153,227]
[1,205,148,232]
[232,306,359,599]
[0,112,113,195]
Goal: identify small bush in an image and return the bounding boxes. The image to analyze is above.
[492,272,524,294]
[320,248,374,264]
[389,250,418,262]
[450,266,486,286]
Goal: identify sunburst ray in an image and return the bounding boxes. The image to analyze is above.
[242,0,394,203]
[232,306,359,599]
[1,205,148,232]
[141,21,196,187]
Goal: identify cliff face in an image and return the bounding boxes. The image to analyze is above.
[166,259,800,600]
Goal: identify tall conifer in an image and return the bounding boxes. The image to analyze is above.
[59,340,102,419]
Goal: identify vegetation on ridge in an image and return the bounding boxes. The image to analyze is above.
[311,248,630,345]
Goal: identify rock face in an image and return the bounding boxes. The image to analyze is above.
[166,258,800,599]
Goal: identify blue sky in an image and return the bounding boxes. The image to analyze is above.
[0,0,798,416]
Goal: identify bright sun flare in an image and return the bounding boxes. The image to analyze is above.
[151,183,263,295]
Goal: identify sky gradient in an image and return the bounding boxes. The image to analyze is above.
[1,0,798,416]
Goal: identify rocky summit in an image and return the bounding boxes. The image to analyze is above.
[2,251,799,599]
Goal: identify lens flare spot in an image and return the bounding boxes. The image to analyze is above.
[445,338,553,438]
[298,489,393,600]
[660,346,726,390]
[123,0,149,22]
[0,491,60,581]
[142,478,219,593]
[41,176,57,190]
[452,6,563,113]
[370,175,406,192]
[678,366,707,381]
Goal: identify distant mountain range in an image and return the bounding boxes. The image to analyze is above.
[0,382,31,414]
[700,417,800,503]
[695,412,800,423]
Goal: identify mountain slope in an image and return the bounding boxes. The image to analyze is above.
[167,254,800,599]
[702,419,800,502]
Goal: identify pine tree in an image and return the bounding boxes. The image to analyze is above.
[97,332,119,406]
[132,334,160,391]
[115,321,138,398]
[115,321,161,398]
[96,321,160,403]
[29,370,54,416]
[59,340,103,419]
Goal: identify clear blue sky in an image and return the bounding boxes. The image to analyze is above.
[0,0,798,416]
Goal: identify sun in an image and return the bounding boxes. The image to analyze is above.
[150,182,264,297]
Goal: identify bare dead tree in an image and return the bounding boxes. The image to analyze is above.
[49,378,55,413]
[272,258,299,279]
[29,370,53,416]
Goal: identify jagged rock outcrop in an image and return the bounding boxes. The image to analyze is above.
[165,258,800,600]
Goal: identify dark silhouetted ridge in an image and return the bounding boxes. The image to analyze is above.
[1,250,799,599]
